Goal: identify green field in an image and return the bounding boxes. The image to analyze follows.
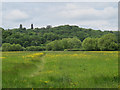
[2,51,118,88]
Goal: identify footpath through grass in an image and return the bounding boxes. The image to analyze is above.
[2,51,118,88]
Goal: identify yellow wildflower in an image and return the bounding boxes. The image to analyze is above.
[0,57,6,59]
[44,81,49,83]
[23,53,44,58]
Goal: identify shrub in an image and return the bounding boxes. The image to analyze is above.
[2,43,23,51]
[98,34,118,51]
[2,43,11,51]
[82,38,98,51]
[46,38,82,51]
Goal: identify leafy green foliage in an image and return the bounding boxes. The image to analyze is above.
[46,38,82,51]
[2,25,111,47]
[98,34,118,51]
[2,43,11,51]
[2,25,119,51]
[82,38,99,51]
[46,40,63,51]
[2,43,24,51]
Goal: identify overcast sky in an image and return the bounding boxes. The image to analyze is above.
[2,2,118,31]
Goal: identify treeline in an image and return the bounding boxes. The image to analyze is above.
[46,33,118,51]
[2,43,45,51]
[2,33,119,51]
[1,25,119,51]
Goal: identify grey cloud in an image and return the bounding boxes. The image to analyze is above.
[2,2,118,31]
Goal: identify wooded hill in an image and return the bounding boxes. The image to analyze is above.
[1,25,119,51]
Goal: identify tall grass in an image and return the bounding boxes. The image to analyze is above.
[2,51,118,88]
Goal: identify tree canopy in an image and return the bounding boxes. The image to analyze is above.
[1,25,119,51]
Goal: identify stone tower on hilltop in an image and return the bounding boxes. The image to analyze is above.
[31,24,33,29]
[19,24,22,29]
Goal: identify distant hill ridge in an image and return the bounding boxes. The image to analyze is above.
[1,24,119,48]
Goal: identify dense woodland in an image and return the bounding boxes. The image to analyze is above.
[1,24,120,51]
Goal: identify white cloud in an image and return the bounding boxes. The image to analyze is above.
[2,2,118,31]
[5,9,29,21]
[58,4,117,20]
[75,20,118,31]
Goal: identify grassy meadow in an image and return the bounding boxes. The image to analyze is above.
[2,51,118,88]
